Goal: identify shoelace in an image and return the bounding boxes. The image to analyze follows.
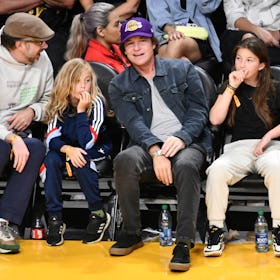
[173,243,189,258]
[273,226,280,244]
[207,226,223,245]
[48,220,64,235]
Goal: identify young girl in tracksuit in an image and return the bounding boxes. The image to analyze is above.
[43,58,112,246]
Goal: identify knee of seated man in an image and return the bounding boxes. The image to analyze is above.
[26,138,46,159]
[114,148,141,172]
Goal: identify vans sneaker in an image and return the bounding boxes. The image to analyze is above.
[272,226,280,257]
[204,225,224,257]
[82,212,111,244]
[0,220,20,254]
[169,242,191,272]
[109,231,143,256]
[46,216,66,246]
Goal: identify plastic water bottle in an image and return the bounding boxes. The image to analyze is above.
[158,204,173,246]
[255,209,269,252]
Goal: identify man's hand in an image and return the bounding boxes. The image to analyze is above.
[10,136,30,173]
[153,155,173,186]
[8,108,34,132]
[161,136,185,158]
[255,27,280,48]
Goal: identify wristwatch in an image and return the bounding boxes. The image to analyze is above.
[152,149,163,157]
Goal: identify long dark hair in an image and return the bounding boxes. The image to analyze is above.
[227,37,275,129]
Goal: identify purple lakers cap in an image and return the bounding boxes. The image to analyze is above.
[120,17,153,43]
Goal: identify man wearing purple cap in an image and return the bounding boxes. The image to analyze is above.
[108,17,211,272]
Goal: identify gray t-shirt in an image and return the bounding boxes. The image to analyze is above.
[147,78,182,142]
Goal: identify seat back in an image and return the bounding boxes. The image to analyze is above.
[88,61,128,158]
[88,61,118,112]
[194,65,217,109]
[271,65,280,81]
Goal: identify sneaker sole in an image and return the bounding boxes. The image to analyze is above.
[204,244,224,257]
[109,241,144,256]
[0,247,19,254]
[273,247,280,257]
[83,213,111,244]
[46,223,66,246]
[169,262,190,272]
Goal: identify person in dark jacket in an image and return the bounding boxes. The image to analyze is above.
[108,17,211,272]
[43,58,112,246]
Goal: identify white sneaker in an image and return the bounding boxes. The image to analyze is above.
[0,220,20,254]
[272,226,280,257]
[204,225,224,257]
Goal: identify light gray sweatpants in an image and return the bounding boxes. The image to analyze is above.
[206,139,280,228]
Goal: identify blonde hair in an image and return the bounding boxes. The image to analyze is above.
[45,58,104,122]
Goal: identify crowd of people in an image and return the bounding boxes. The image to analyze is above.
[0,0,279,273]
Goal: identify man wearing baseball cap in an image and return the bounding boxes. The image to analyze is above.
[0,13,54,254]
[108,17,211,272]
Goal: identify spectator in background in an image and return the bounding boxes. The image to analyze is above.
[0,13,54,254]
[221,0,280,73]
[0,0,93,76]
[65,2,130,74]
[43,58,112,246]
[204,37,280,258]
[146,0,222,64]
[92,0,141,20]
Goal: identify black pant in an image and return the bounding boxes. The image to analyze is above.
[114,145,205,243]
[0,138,45,225]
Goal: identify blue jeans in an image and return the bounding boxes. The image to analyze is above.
[0,138,45,225]
[114,145,205,243]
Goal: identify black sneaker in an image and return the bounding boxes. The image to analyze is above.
[272,226,280,257]
[46,216,66,246]
[82,212,111,244]
[109,231,144,256]
[169,242,191,272]
[204,225,224,257]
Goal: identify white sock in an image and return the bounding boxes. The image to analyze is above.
[209,221,224,229]
[273,220,280,228]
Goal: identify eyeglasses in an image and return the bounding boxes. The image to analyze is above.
[23,40,45,46]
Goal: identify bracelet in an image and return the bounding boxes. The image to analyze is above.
[226,86,235,96]
[225,86,241,107]
[9,134,18,146]
[227,83,237,91]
